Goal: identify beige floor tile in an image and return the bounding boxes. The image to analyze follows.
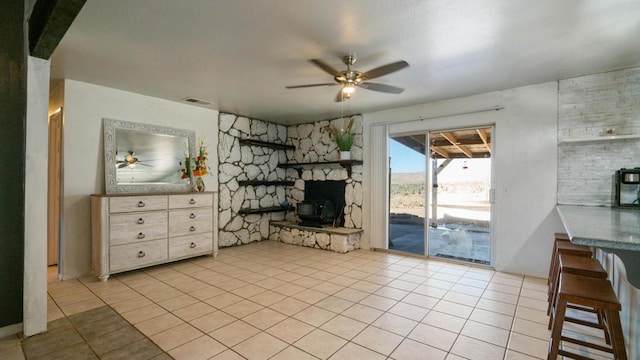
[188,285,226,301]
[328,342,386,360]
[320,314,367,340]
[387,279,420,292]
[358,294,398,311]
[442,291,480,307]
[504,349,540,359]
[507,332,549,359]
[387,302,429,322]
[270,346,318,360]
[210,320,260,347]
[455,277,489,290]
[450,335,506,360]
[150,322,203,351]
[469,308,514,330]
[294,329,347,359]
[352,325,404,356]
[341,303,384,324]
[173,301,216,321]
[420,311,465,333]
[136,313,185,336]
[372,312,418,336]
[476,298,517,316]
[461,320,510,347]
[349,280,382,293]
[432,300,474,319]
[248,290,287,306]
[515,306,548,325]
[223,299,264,318]
[205,292,244,309]
[292,288,329,304]
[233,332,287,360]
[272,283,306,297]
[253,277,288,290]
[241,308,287,330]
[0,344,24,360]
[158,294,200,312]
[231,284,267,298]
[327,275,359,287]
[391,338,448,360]
[293,305,336,327]
[373,286,408,300]
[481,289,519,305]
[491,276,524,288]
[412,284,448,298]
[519,288,547,301]
[364,274,395,285]
[401,293,439,310]
[333,287,369,302]
[190,310,236,333]
[269,297,309,316]
[121,303,168,324]
[487,282,521,295]
[144,287,184,302]
[292,276,324,288]
[311,281,345,295]
[517,296,548,312]
[407,323,458,352]
[209,349,246,360]
[430,272,461,283]
[266,317,315,344]
[60,298,106,316]
[168,335,226,360]
[215,279,250,292]
[511,318,551,341]
[314,296,355,313]
[422,279,455,291]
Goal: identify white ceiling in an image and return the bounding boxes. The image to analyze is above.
[50,0,640,125]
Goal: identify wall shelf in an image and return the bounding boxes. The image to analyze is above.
[239,139,295,151]
[279,160,363,177]
[238,206,287,215]
[558,134,640,145]
[238,180,295,187]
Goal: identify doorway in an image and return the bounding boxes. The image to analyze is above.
[387,126,493,265]
[48,109,63,276]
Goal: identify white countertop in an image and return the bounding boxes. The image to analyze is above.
[556,205,640,251]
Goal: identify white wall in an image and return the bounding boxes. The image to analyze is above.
[363,82,564,277]
[59,80,218,279]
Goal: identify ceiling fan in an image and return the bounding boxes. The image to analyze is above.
[116,151,153,169]
[286,55,409,102]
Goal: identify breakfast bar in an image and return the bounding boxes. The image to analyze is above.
[556,205,640,287]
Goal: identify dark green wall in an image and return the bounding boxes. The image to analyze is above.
[0,0,26,327]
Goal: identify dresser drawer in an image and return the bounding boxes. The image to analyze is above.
[169,232,213,259]
[169,208,213,236]
[169,193,213,209]
[110,239,167,272]
[109,196,167,213]
[109,211,167,246]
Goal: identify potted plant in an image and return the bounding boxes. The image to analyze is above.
[326,117,354,160]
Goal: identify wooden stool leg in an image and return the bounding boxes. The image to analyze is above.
[548,297,567,360]
[605,310,628,360]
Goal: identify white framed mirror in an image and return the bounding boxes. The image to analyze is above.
[104,118,196,193]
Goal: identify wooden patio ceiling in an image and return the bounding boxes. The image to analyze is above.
[393,128,492,159]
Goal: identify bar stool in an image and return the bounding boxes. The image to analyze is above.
[547,233,573,283]
[548,273,627,360]
[547,241,593,299]
[547,254,608,328]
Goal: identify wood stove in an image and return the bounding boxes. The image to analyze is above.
[296,180,346,227]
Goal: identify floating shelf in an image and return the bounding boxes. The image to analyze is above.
[279,160,363,177]
[238,206,287,215]
[238,180,295,187]
[558,134,640,145]
[239,139,295,151]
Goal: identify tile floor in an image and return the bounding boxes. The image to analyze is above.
[2,240,616,359]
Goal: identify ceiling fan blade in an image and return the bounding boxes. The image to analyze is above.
[309,59,342,77]
[286,83,338,89]
[359,82,405,94]
[361,60,409,80]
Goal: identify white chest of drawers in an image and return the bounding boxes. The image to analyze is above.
[91,192,217,281]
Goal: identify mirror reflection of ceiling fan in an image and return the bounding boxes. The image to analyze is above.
[115,151,153,169]
[286,55,409,102]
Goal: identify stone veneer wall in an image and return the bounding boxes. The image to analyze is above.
[217,113,288,247]
[217,113,364,248]
[558,67,640,206]
[284,115,364,228]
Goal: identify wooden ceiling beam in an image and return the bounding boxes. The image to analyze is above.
[476,128,492,154]
[430,146,449,159]
[440,132,473,158]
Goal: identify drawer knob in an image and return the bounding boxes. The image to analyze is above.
[137,232,145,239]
[137,251,146,258]
[190,242,196,249]
[189,226,196,232]
[136,218,145,225]
[189,213,196,219]
[189,198,196,205]
[137,201,146,207]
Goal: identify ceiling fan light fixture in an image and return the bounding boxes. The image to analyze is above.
[342,83,356,95]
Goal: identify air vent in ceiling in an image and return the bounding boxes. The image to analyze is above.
[182,97,212,106]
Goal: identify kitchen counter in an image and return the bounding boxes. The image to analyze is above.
[556,205,640,287]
